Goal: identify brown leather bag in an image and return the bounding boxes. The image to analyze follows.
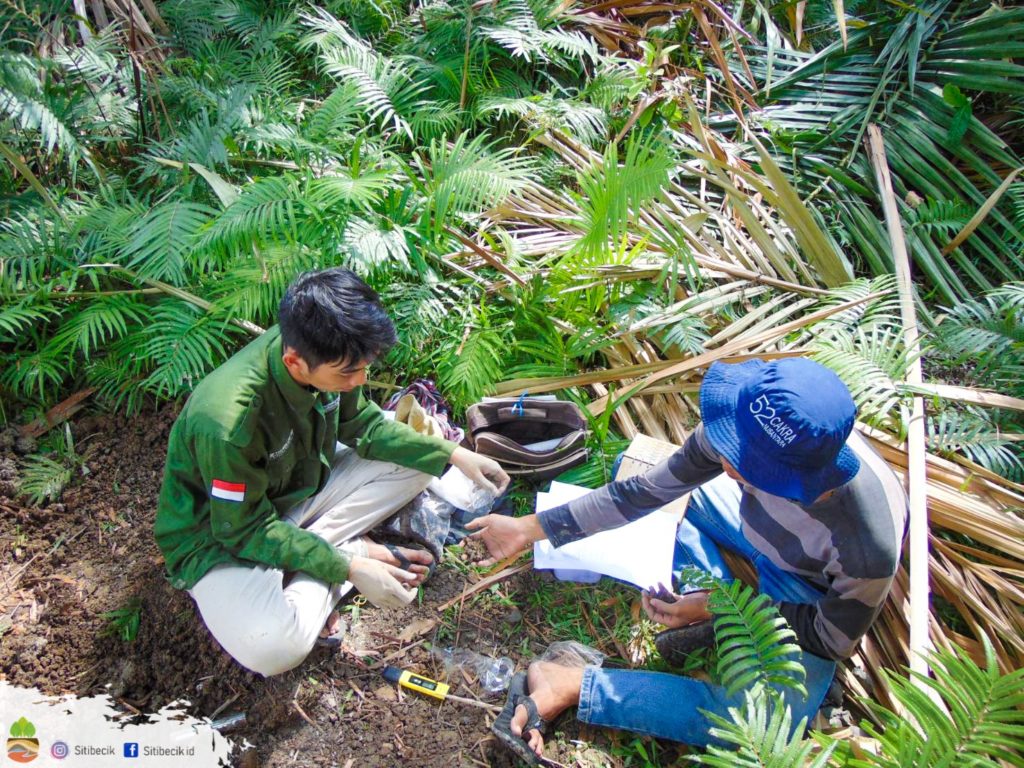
[465,398,589,480]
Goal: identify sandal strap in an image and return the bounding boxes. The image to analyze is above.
[384,543,413,571]
[518,694,545,734]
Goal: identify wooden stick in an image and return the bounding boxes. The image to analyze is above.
[866,124,931,683]
[436,563,532,612]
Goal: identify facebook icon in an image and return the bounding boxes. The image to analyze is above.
[123,743,139,758]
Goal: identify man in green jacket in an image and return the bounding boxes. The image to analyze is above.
[155,268,508,676]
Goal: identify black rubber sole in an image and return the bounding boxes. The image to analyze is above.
[654,619,716,667]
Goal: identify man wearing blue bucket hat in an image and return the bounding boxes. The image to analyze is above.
[469,357,908,763]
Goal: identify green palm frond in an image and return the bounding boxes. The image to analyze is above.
[200,173,317,252]
[413,132,534,241]
[210,245,319,325]
[18,454,72,506]
[301,8,429,138]
[810,326,909,432]
[934,282,1024,387]
[847,634,1024,768]
[305,84,364,144]
[0,301,59,342]
[0,347,66,402]
[435,305,509,408]
[0,52,95,170]
[692,690,836,768]
[137,302,242,400]
[927,409,1023,482]
[571,135,673,260]
[745,0,1024,300]
[122,200,218,285]
[679,567,807,700]
[48,296,151,359]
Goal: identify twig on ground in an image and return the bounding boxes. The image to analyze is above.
[209,692,239,721]
[368,638,428,670]
[292,700,319,731]
[437,563,532,612]
[445,693,501,713]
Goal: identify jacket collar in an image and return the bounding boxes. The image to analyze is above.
[268,332,318,415]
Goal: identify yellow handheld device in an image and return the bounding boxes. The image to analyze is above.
[382,665,450,701]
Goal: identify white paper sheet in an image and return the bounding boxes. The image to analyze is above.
[532,481,677,588]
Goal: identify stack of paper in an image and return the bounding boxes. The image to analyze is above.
[533,481,678,588]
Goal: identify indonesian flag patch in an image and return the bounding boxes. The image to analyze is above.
[211,479,246,502]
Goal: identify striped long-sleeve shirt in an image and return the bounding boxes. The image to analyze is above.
[537,424,908,660]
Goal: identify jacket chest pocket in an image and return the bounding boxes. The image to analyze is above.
[266,430,302,491]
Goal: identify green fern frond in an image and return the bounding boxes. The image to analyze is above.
[571,135,673,260]
[18,454,72,506]
[679,567,807,700]
[123,200,218,285]
[849,634,1024,768]
[49,296,151,359]
[810,326,910,431]
[692,689,836,768]
[414,132,534,240]
[137,302,242,400]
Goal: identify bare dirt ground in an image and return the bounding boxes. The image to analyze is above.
[0,409,688,767]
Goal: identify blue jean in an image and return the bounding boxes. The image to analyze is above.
[576,474,836,747]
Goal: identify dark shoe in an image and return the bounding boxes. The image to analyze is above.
[491,671,548,766]
[655,619,715,667]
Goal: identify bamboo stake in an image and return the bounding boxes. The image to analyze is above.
[867,124,931,682]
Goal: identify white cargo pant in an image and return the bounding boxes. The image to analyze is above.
[189,445,431,676]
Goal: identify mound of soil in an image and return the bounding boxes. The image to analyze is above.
[1,409,676,767]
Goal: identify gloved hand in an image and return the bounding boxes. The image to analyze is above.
[347,556,417,609]
[449,446,510,496]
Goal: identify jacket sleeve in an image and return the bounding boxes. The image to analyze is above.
[195,430,351,584]
[335,388,455,476]
[539,425,724,547]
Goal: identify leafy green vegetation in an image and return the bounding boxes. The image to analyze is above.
[3,0,1024,763]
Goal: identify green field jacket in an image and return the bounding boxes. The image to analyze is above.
[154,327,455,590]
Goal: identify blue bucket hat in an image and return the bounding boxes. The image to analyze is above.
[699,358,860,504]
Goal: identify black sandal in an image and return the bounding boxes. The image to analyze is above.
[383,543,413,572]
[491,671,549,766]
[654,618,716,667]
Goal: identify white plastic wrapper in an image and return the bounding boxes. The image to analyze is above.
[428,466,497,513]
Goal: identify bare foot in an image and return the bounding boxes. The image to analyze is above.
[363,540,433,586]
[510,661,585,757]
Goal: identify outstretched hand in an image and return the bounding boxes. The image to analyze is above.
[465,513,546,567]
[449,446,510,496]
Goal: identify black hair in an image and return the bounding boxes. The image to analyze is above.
[278,267,397,368]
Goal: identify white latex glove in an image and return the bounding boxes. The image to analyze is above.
[347,556,417,609]
[449,446,510,496]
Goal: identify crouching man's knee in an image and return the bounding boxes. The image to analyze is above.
[229,628,313,677]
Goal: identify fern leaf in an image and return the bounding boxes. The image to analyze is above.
[137,302,242,400]
[414,132,534,240]
[49,296,151,359]
[18,455,72,506]
[692,690,836,768]
[123,200,217,286]
[679,567,807,700]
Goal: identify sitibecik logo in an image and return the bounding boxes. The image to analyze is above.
[749,395,797,448]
